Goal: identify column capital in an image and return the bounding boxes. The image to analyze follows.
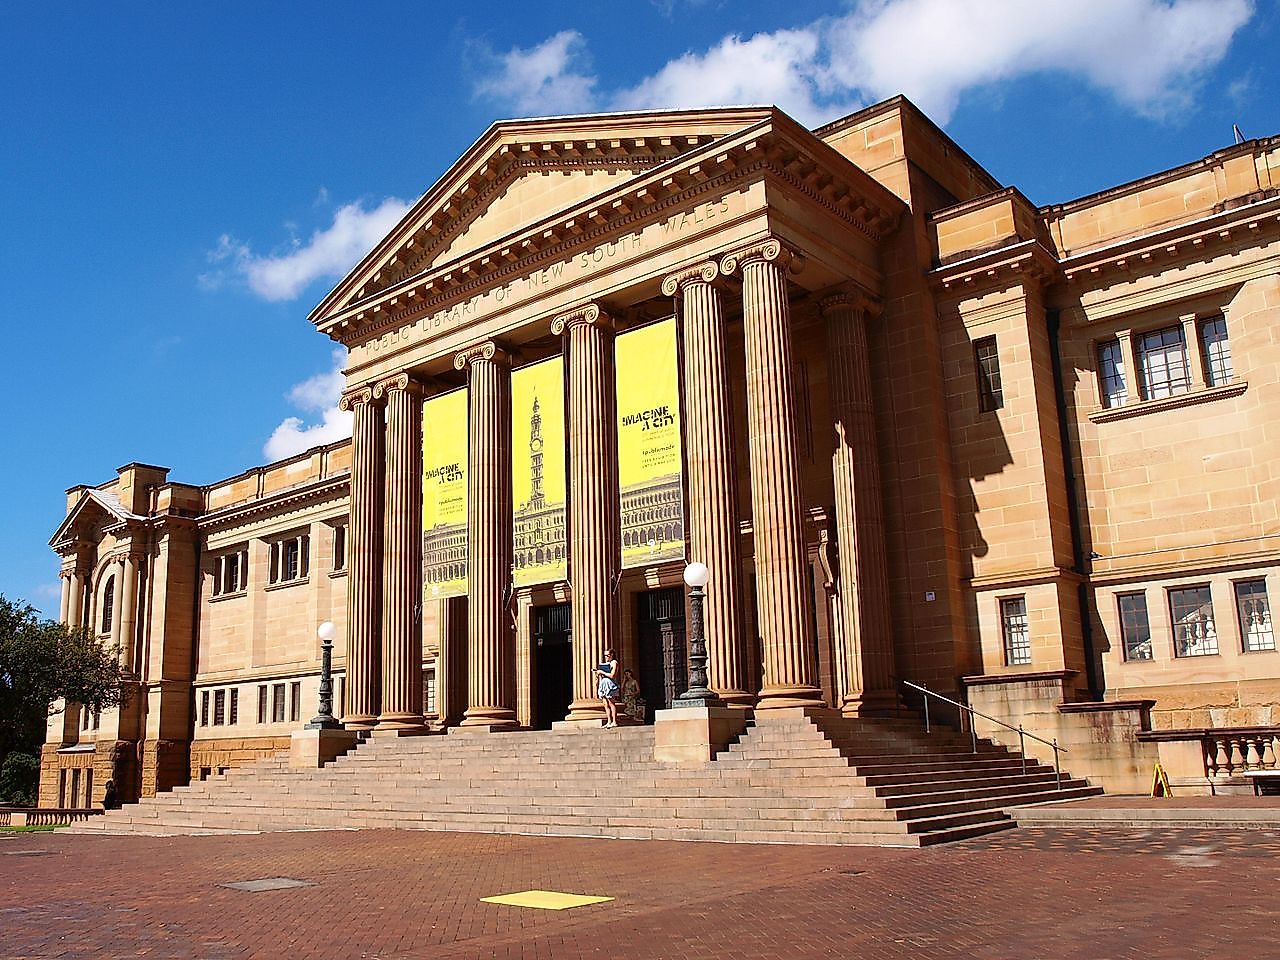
[453,340,512,371]
[719,237,802,277]
[660,261,720,297]
[338,385,377,412]
[551,302,614,336]
[372,372,426,400]
[817,285,882,320]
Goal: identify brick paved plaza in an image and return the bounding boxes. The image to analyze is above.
[3,827,1277,959]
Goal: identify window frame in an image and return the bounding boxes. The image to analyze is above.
[1136,324,1191,401]
[974,336,1003,412]
[999,596,1031,666]
[1116,592,1153,662]
[1198,315,1233,388]
[1168,585,1219,658]
[1234,578,1275,653]
[1096,339,1128,409]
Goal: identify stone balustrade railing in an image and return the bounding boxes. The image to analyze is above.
[0,807,104,827]
[1199,728,1279,779]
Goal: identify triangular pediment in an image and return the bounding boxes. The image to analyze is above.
[310,108,775,326]
[49,489,138,550]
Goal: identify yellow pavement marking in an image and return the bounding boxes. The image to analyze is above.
[481,890,614,910]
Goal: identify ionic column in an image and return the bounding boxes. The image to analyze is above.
[553,304,621,724]
[59,571,71,624]
[720,239,823,709]
[455,342,518,728]
[820,291,896,715]
[118,551,140,675]
[663,263,752,707]
[338,386,385,730]
[66,555,87,630]
[374,373,426,731]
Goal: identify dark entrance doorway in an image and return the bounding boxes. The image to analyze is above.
[533,603,572,729]
[635,588,687,722]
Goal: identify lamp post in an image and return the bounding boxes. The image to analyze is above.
[306,621,341,729]
[673,562,721,708]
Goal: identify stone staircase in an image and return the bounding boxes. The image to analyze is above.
[66,711,1100,846]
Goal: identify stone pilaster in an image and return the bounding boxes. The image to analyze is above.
[374,373,426,731]
[552,304,621,724]
[820,290,897,715]
[118,551,141,675]
[720,239,824,709]
[338,386,385,730]
[663,263,752,707]
[455,342,518,729]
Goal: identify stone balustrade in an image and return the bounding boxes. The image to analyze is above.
[1201,728,1279,780]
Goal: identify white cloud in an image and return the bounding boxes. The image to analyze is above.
[264,349,353,461]
[473,30,598,117]
[205,197,412,302]
[474,0,1253,126]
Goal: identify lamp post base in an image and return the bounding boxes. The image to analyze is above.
[653,706,747,764]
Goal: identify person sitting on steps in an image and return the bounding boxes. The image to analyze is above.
[595,649,620,728]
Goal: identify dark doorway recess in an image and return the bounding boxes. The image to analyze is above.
[533,603,572,729]
[635,588,687,722]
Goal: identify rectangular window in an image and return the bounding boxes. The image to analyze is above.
[84,768,93,809]
[257,685,268,724]
[1235,579,1275,652]
[974,336,1003,412]
[58,769,67,808]
[270,535,310,585]
[424,668,437,716]
[1117,593,1153,661]
[213,549,248,596]
[200,690,209,726]
[1199,316,1233,387]
[213,689,226,726]
[272,683,286,723]
[1000,597,1031,666]
[70,769,81,809]
[229,689,239,725]
[1170,585,1218,657]
[333,525,347,571]
[1137,325,1190,400]
[290,681,301,723]
[1097,339,1128,408]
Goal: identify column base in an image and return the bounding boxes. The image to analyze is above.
[653,707,749,764]
[459,706,519,729]
[840,690,901,718]
[562,698,607,724]
[342,714,379,732]
[714,689,756,710]
[375,712,426,732]
[754,685,827,710]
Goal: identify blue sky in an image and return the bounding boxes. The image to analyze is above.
[2,0,1277,618]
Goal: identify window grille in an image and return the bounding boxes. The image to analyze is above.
[974,337,1003,411]
[229,689,239,725]
[200,690,209,726]
[1235,580,1274,652]
[1199,316,1233,387]
[213,689,225,726]
[1170,586,1218,656]
[1138,326,1190,400]
[1000,597,1031,665]
[1117,592,1153,661]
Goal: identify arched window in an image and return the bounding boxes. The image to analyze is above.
[100,576,115,635]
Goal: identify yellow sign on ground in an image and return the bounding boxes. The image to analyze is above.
[422,387,468,599]
[481,890,614,910]
[512,357,567,587]
[615,317,685,569]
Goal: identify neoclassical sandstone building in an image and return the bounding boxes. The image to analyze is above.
[42,97,1280,808]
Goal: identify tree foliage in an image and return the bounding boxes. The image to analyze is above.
[0,595,125,766]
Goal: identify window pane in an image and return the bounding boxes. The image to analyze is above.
[975,336,1003,412]
[200,690,209,726]
[1235,580,1275,652]
[1199,316,1233,387]
[229,689,239,726]
[1170,586,1217,656]
[101,576,115,633]
[1000,597,1031,665]
[1097,340,1128,408]
[1138,326,1189,400]
[213,689,225,726]
[290,681,301,722]
[273,684,286,723]
[334,526,346,571]
[1117,593,1153,661]
[258,685,268,724]
[284,540,299,581]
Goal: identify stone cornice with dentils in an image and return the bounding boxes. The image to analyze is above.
[316,117,904,347]
[197,474,349,534]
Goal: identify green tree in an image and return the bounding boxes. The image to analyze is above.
[0,596,125,803]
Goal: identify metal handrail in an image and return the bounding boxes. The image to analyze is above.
[901,679,1066,790]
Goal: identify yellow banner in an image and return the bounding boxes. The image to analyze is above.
[422,388,468,599]
[616,317,685,568]
[512,356,567,587]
